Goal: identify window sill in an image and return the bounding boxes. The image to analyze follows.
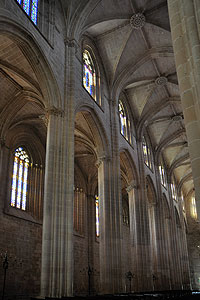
[4,207,42,225]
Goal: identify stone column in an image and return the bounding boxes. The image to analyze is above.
[40,107,74,298]
[168,0,200,219]
[97,155,123,294]
[41,37,76,298]
[126,181,138,291]
[178,199,191,289]
[135,141,152,292]
[153,165,172,290]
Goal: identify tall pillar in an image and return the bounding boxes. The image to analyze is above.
[168,0,200,219]
[126,181,138,291]
[40,38,76,298]
[40,108,74,298]
[135,141,152,292]
[97,155,123,294]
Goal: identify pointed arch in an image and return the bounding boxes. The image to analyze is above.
[146,175,157,205]
[0,20,61,109]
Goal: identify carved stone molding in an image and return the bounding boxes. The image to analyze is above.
[126,180,137,192]
[46,106,65,117]
[155,76,168,86]
[39,106,65,126]
[95,155,111,168]
[130,13,146,29]
[38,114,48,127]
[65,38,79,53]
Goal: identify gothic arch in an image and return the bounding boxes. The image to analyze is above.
[75,106,110,159]
[146,175,157,206]
[119,149,139,186]
[0,19,61,108]
[162,193,171,219]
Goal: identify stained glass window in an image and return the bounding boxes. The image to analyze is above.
[181,192,185,212]
[191,197,197,219]
[11,147,29,210]
[15,0,39,25]
[23,0,30,14]
[119,100,132,143]
[171,178,178,201]
[31,0,38,25]
[83,50,96,100]
[95,195,99,237]
[159,163,167,188]
[142,136,152,169]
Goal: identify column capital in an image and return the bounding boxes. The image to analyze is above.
[39,106,65,127]
[95,155,111,168]
[126,180,137,192]
[46,106,65,117]
[64,38,79,53]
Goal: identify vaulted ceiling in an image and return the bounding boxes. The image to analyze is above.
[78,0,193,197]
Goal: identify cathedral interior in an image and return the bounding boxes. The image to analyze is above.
[1,0,200,299]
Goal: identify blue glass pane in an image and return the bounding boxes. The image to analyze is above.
[23,0,30,15]
[31,0,38,25]
[83,50,96,100]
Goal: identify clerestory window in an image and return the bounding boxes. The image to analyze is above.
[83,49,97,100]
[118,100,132,144]
[171,177,178,202]
[159,162,167,188]
[16,0,39,25]
[142,136,152,170]
[191,196,197,219]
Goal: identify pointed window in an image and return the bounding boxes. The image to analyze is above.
[95,195,100,237]
[11,147,29,210]
[122,201,129,226]
[119,100,132,143]
[83,49,96,100]
[16,0,39,25]
[171,177,178,201]
[191,196,197,219]
[181,192,185,212]
[159,161,167,188]
[142,136,152,169]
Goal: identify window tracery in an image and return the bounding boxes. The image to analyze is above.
[171,177,178,201]
[16,0,38,25]
[191,196,197,219]
[83,49,96,100]
[159,162,167,188]
[142,136,152,169]
[11,147,29,210]
[119,100,132,143]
